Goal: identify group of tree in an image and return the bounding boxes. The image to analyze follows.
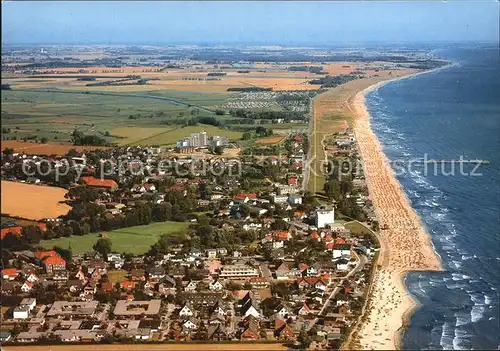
[70,129,108,146]
[309,73,362,88]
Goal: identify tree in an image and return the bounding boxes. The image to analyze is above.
[214,146,224,155]
[40,137,48,143]
[53,245,72,262]
[298,330,312,349]
[214,109,225,115]
[93,238,112,258]
[242,132,252,140]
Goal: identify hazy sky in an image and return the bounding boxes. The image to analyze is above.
[2,1,499,45]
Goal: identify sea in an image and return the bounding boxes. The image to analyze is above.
[365,46,500,350]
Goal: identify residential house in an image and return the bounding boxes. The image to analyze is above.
[44,255,66,274]
[21,281,33,292]
[81,176,118,190]
[2,268,19,281]
[240,315,260,341]
[333,243,352,259]
[209,279,224,291]
[179,303,194,317]
[336,258,350,271]
[147,266,166,280]
[206,249,217,259]
[182,318,198,331]
[288,195,302,205]
[217,248,227,256]
[208,324,227,341]
[184,280,198,292]
[274,318,296,341]
[158,276,177,296]
[120,280,136,291]
[26,273,39,283]
[298,302,311,316]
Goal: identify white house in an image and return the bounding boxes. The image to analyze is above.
[182,319,197,330]
[316,209,335,228]
[179,304,194,317]
[332,244,351,259]
[206,249,217,259]
[272,194,289,204]
[243,223,262,231]
[243,304,260,318]
[21,281,33,293]
[275,305,291,317]
[272,240,284,249]
[209,280,224,291]
[336,259,349,271]
[217,248,228,256]
[13,306,30,319]
[184,281,198,292]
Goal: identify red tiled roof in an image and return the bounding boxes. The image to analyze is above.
[1,268,19,277]
[35,250,58,260]
[272,231,289,240]
[288,177,297,185]
[335,237,348,245]
[236,193,257,200]
[81,176,118,189]
[121,280,136,289]
[44,256,66,266]
[102,282,113,291]
[1,226,22,239]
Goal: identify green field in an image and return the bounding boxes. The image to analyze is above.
[1,88,229,144]
[39,221,189,254]
[112,124,243,146]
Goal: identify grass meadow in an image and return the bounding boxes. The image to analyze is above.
[39,221,189,254]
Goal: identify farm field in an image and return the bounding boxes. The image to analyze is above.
[1,140,109,155]
[1,89,221,144]
[112,124,243,146]
[0,181,72,220]
[39,221,189,254]
[255,135,286,145]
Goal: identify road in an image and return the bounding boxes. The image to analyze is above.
[259,263,273,281]
[308,251,367,330]
[302,97,314,191]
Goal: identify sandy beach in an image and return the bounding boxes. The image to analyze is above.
[347,69,448,349]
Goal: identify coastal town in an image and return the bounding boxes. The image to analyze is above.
[0,41,450,351]
[0,122,381,349]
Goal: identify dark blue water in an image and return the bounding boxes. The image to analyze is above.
[366,47,500,350]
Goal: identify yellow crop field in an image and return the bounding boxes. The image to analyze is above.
[1,181,72,221]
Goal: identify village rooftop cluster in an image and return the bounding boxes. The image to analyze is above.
[1,129,379,349]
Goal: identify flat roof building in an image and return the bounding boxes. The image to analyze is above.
[219,264,259,278]
[46,301,98,318]
[113,300,161,316]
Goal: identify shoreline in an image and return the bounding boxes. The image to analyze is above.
[349,64,454,349]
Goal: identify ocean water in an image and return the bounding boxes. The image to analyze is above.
[365,47,500,350]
